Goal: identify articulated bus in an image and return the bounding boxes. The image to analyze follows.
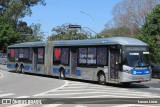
[7,37,151,85]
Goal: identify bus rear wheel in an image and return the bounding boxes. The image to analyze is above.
[59,68,65,79]
[20,66,25,74]
[15,64,20,73]
[98,73,106,85]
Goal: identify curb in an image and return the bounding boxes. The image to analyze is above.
[0,65,8,71]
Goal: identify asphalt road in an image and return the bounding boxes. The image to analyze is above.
[0,65,66,97]
[0,64,160,107]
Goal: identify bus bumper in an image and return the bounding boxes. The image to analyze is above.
[119,72,151,83]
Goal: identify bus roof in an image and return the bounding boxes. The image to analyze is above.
[8,37,147,48]
[8,41,45,48]
[53,37,148,46]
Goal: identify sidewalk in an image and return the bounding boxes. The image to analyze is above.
[0,64,8,70]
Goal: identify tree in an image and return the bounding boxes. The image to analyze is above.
[17,21,33,42]
[0,22,19,52]
[30,23,44,41]
[0,0,46,52]
[100,27,132,38]
[109,0,160,36]
[49,24,91,41]
[0,0,46,19]
[135,4,160,63]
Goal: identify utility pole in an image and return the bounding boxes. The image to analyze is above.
[80,11,98,38]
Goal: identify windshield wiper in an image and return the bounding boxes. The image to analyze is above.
[133,59,140,69]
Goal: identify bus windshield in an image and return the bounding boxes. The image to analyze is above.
[124,51,150,67]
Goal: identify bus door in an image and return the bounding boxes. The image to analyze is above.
[70,48,78,77]
[109,49,120,82]
[32,48,38,72]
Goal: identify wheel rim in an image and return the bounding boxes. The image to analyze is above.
[100,75,105,82]
[16,67,19,72]
[21,68,24,73]
[60,69,65,79]
[61,71,64,78]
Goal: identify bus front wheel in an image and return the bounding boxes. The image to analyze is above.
[98,73,106,85]
[59,68,65,79]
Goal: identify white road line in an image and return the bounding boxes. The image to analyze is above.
[6,104,30,107]
[56,89,153,95]
[14,96,30,98]
[69,94,152,98]
[64,86,129,90]
[36,91,156,97]
[74,105,87,107]
[0,93,15,97]
[33,80,69,97]
[43,104,62,107]
[57,87,154,95]
[0,72,3,78]
[68,85,128,89]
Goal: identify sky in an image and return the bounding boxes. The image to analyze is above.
[22,0,122,38]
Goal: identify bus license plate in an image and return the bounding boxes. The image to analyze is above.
[139,78,144,81]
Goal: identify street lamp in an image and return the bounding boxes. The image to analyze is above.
[80,11,95,24]
[80,11,98,38]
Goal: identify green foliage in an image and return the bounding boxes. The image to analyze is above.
[142,4,160,36]
[99,27,132,38]
[135,4,160,63]
[0,22,20,52]
[49,24,91,41]
[0,0,46,52]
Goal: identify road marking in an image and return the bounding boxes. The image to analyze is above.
[43,104,62,107]
[64,86,129,90]
[70,94,147,98]
[74,105,87,107]
[35,91,156,97]
[33,80,69,97]
[56,89,153,95]
[0,72,3,78]
[149,87,160,91]
[14,96,30,98]
[6,104,30,107]
[0,93,15,97]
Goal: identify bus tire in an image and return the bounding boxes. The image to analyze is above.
[15,64,19,73]
[122,83,131,87]
[59,68,65,79]
[20,65,25,74]
[98,72,106,85]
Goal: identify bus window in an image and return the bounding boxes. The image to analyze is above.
[78,48,87,65]
[17,48,30,63]
[87,47,96,65]
[11,49,15,57]
[97,47,107,66]
[61,48,69,65]
[29,48,33,62]
[38,48,44,64]
[53,48,61,64]
[8,49,15,62]
[14,49,19,59]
